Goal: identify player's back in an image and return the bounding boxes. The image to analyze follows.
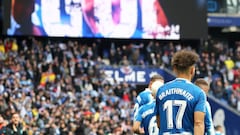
[156,78,206,134]
[136,101,159,135]
[134,89,153,118]
[136,89,153,106]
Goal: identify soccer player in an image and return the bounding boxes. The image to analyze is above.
[133,74,164,117]
[133,99,159,135]
[133,74,164,134]
[194,78,215,135]
[155,50,206,135]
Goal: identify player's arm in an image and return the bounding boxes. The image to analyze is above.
[156,114,160,128]
[133,121,144,135]
[154,89,161,128]
[194,111,205,135]
[155,94,160,128]
[133,106,144,135]
[194,92,206,135]
[133,103,139,118]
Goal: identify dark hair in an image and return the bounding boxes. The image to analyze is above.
[11,112,20,118]
[171,50,199,73]
[194,78,209,87]
[150,74,164,82]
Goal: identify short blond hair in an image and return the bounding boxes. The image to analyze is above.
[194,78,209,87]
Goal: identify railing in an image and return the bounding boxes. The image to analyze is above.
[208,94,240,135]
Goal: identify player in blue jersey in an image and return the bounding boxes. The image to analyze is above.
[194,78,215,135]
[155,50,206,135]
[133,74,164,134]
[133,74,164,119]
[134,100,159,135]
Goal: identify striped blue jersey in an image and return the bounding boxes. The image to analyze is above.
[205,101,215,135]
[155,78,206,134]
[136,88,154,106]
[134,88,154,119]
[135,101,159,135]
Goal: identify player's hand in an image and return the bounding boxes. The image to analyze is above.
[139,127,145,134]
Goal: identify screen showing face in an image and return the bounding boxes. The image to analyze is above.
[4,0,207,39]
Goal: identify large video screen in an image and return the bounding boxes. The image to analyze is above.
[3,0,207,39]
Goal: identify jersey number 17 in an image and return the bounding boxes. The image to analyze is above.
[163,100,187,129]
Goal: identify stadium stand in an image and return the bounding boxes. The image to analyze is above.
[0,36,239,134]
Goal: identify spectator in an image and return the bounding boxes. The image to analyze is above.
[211,78,225,99]
[215,125,224,135]
[6,112,28,135]
[0,36,239,135]
[0,114,8,134]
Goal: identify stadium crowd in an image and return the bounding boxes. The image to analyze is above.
[0,37,239,134]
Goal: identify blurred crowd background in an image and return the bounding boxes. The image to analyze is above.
[0,37,239,135]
